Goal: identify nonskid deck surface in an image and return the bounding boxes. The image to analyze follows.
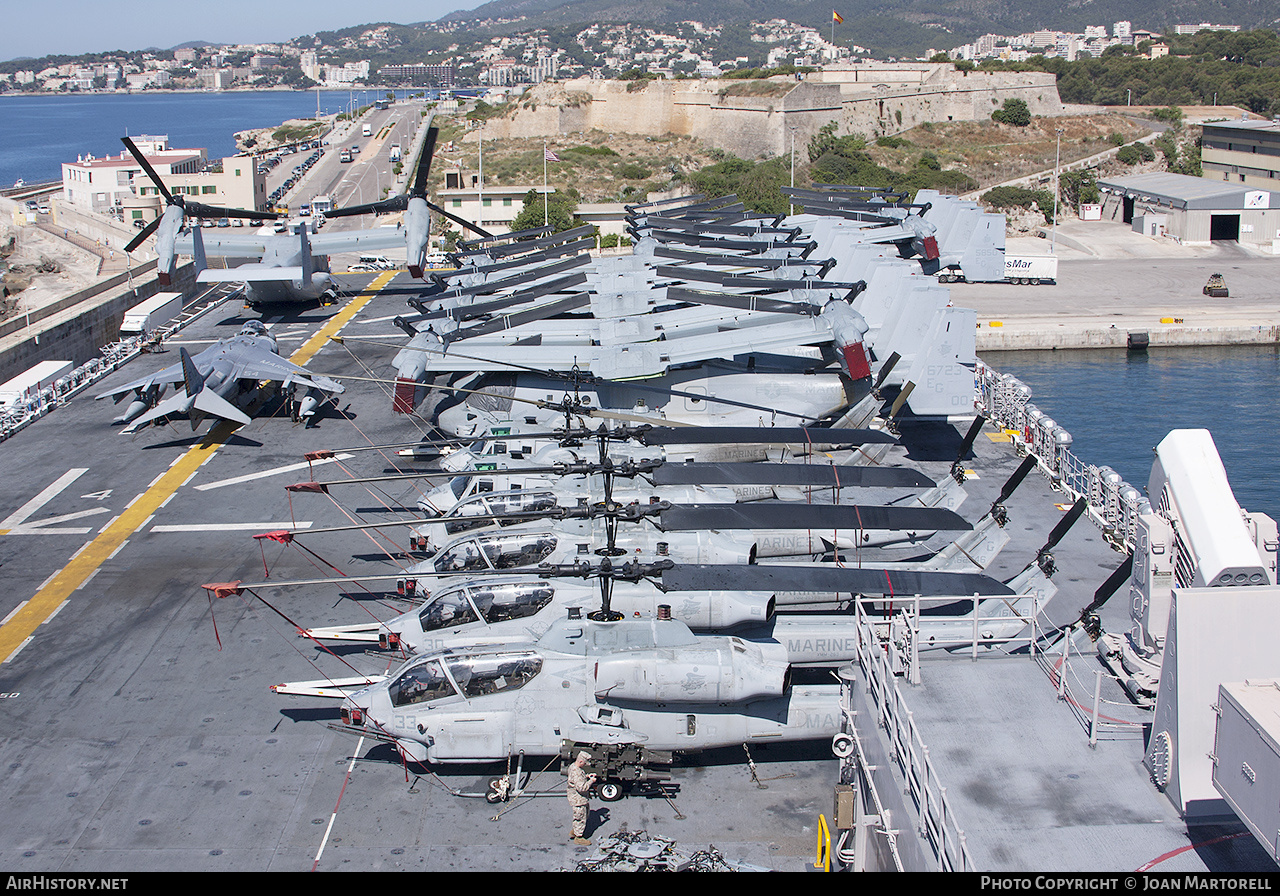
[0,274,1265,872]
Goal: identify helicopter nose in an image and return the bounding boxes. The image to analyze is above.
[436,404,479,438]
[339,702,366,727]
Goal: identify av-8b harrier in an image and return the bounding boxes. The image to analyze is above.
[96,320,344,432]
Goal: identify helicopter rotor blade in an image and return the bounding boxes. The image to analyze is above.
[661,564,1013,597]
[125,215,163,253]
[649,461,933,490]
[637,426,896,447]
[658,503,971,533]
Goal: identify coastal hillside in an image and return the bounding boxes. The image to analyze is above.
[440,0,1280,56]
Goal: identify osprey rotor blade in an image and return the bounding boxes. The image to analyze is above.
[872,352,901,392]
[444,292,592,345]
[457,224,553,251]
[424,200,492,238]
[995,455,1039,507]
[125,215,163,253]
[951,415,987,481]
[323,196,409,218]
[1042,496,1089,553]
[184,201,279,221]
[1077,553,1135,628]
[663,286,823,316]
[410,126,438,195]
[121,136,172,203]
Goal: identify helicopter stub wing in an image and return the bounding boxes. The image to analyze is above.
[271,675,387,698]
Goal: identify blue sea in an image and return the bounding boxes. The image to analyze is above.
[0,89,411,186]
[981,345,1280,525]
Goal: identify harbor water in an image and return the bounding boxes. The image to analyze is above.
[981,344,1280,524]
[0,90,403,186]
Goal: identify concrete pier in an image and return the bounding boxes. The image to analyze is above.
[952,220,1280,352]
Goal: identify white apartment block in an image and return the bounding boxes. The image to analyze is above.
[61,136,267,222]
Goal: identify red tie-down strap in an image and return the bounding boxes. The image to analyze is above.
[253,530,295,577]
[200,581,244,649]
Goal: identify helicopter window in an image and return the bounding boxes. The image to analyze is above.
[489,491,556,516]
[434,540,490,573]
[467,581,555,624]
[446,651,542,699]
[390,659,457,707]
[442,495,495,536]
[418,588,480,631]
[447,476,470,500]
[478,533,557,569]
[477,479,494,494]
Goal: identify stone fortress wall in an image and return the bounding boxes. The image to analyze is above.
[480,63,1063,159]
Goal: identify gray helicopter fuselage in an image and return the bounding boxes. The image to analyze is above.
[342,616,843,764]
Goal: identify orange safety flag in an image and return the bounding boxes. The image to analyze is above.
[833,10,843,23]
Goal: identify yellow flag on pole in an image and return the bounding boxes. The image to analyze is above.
[833,10,843,23]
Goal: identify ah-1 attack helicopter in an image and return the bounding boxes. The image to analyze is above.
[264,441,1070,672]
[332,607,847,789]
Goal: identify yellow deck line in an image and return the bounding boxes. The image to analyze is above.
[0,271,397,662]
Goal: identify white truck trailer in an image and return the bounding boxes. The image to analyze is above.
[119,292,183,337]
[1002,254,1058,284]
[938,254,1057,285]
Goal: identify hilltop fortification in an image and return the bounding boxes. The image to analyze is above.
[481,63,1063,158]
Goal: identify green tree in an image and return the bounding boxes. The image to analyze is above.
[1060,170,1100,207]
[509,189,579,234]
[991,98,1031,126]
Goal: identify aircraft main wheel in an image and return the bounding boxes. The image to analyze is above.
[485,789,504,804]
[598,782,622,802]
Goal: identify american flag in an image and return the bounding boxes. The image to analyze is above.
[545,148,560,162]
